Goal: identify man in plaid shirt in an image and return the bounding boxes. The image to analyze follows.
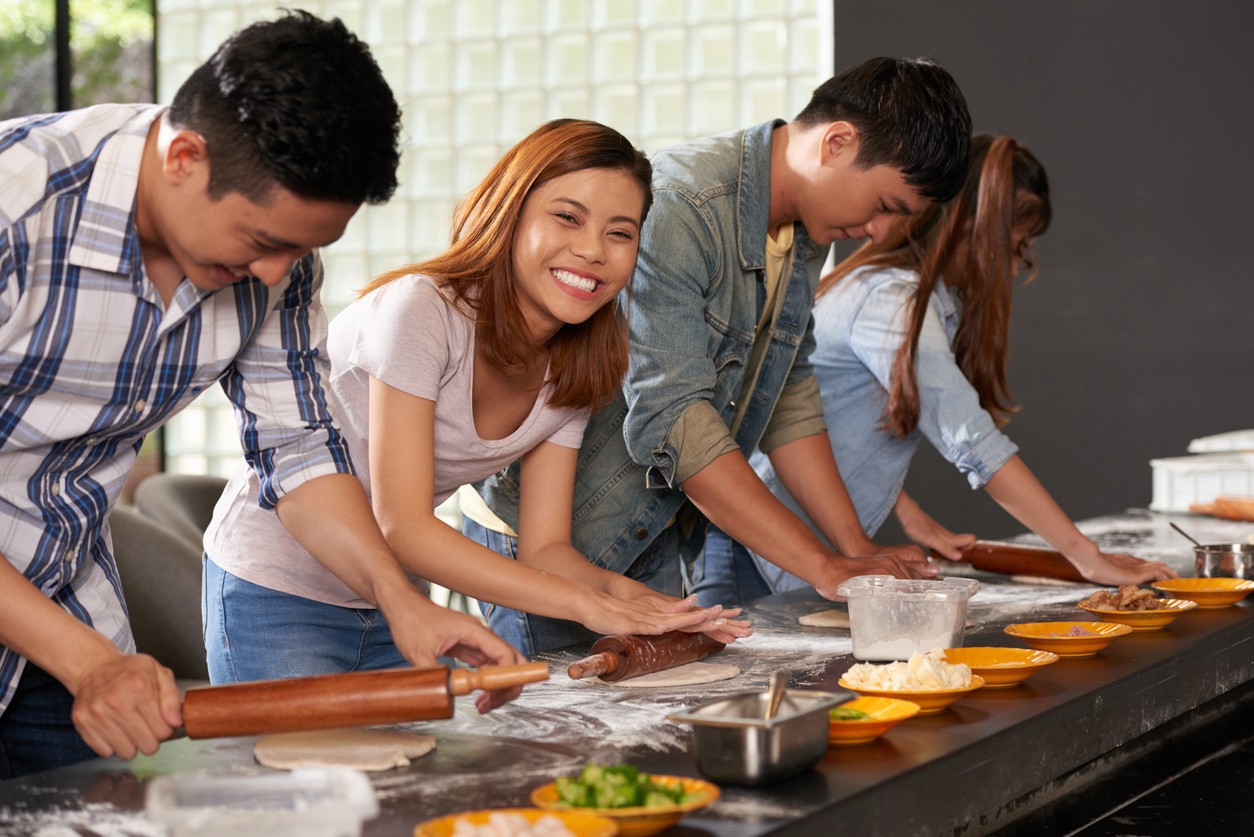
[0,11,522,779]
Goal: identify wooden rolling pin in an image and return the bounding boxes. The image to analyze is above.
[182,662,549,739]
[933,541,1086,583]
[567,631,725,683]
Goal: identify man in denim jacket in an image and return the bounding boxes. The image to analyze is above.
[470,57,972,653]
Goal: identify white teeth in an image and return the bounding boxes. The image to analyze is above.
[552,269,597,293]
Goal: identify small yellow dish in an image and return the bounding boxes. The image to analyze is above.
[1076,598,1198,631]
[836,675,985,715]
[415,808,617,837]
[942,647,1060,688]
[1004,621,1132,656]
[827,696,921,745]
[530,775,718,837]
[1151,577,1254,609]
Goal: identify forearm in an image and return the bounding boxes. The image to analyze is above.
[0,556,121,691]
[274,474,427,614]
[681,450,841,587]
[982,455,1099,562]
[768,433,875,554]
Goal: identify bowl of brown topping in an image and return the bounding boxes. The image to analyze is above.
[1076,585,1198,631]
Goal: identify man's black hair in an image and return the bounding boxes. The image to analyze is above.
[168,9,401,205]
[796,57,972,203]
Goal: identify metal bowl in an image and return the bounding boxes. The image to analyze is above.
[667,689,848,787]
[1194,543,1254,579]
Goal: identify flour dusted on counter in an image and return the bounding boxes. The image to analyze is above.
[844,649,972,690]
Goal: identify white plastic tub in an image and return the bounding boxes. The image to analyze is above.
[145,767,378,837]
[837,575,980,661]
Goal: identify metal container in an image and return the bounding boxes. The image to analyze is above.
[837,575,980,661]
[1194,543,1254,578]
[667,689,848,786]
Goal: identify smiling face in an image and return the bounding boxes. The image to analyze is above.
[140,126,359,297]
[510,167,648,344]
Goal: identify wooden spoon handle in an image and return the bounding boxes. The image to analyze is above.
[449,662,550,695]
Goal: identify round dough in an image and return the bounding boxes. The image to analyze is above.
[597,661,740,688]
[253,728,436,771]
[799,610,974,628]
[799,609,850,628]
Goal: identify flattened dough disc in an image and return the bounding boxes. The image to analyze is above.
[799,609,850,628]
[799,609,974,628]
[253,728,436,771]
[596,661,740,688]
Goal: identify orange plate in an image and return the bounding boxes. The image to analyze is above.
[827,696,921,745]
[942,647,1060,688]
[415,808,617,837]
[1003,621,1132,656]
[1076,598,1198,631]
[836,675,985,715]
[530,775,718,837]
[1151,577,1254,608]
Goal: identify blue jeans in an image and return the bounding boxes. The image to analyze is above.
[688,525,775,608]
[0,662,98,779]
[202,557,407,684]
[461,519,685,656]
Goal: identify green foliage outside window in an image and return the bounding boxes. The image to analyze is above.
[0,0,153,120]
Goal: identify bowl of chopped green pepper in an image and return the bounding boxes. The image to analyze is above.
[827,696,921,745]
[530,763,718,837]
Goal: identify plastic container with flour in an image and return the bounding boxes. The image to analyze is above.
[837,575,980,661]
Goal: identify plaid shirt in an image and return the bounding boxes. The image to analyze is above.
[0,104,354,713]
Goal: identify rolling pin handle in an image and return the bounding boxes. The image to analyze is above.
[448,661,551,695]
[567,650,618,680]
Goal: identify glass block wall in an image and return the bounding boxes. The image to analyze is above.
[158,0,829,478]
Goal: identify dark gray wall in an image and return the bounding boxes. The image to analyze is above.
[830,1,1253,541]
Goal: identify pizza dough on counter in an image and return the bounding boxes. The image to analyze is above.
[253,728,436,771]
[594,661,740,688]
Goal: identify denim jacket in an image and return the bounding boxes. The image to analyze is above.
[751,266,1020,539]
[479,121,829,574]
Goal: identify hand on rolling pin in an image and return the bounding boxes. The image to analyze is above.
[383,592,527,714]
[69,647,182,760]
[606,581,753,645]
[1067,545,1178,585]
[573,584,749,646]
[892,491,976,560]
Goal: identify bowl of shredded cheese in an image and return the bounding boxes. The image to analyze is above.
[837,649,985,714]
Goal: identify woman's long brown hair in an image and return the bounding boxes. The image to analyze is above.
[818,134,1051,436]
[358,119,653,410]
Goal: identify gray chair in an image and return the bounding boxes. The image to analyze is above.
[133,473,228,552]
[108,505,210,682]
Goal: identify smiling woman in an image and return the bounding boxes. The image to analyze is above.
[200,118,743,685]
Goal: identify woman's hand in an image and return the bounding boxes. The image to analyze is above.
[894,491,976,560]
[382,588,527,713]
[1072,550,1179,585]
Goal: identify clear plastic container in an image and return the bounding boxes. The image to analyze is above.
[145,767,378,837]
[837,575,980,661]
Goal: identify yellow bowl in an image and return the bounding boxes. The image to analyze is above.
[415,808,618,837]
[836,675,985,715]
[1076,598,1198,631]
[827,696,921,744]
[1151,577,1254,608]
[942,647,1060,688]
[530,775,718,837]
[1003,621,1132,656]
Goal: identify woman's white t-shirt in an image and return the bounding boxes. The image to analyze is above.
[204,275,588,607]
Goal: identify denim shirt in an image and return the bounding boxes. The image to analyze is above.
[479,121,829,574]
[751,266,1019,539]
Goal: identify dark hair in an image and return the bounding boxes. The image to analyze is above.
[167,9,401,205]
[795,57,972,203]
[820,134,1050,436]
[362,119,653,411]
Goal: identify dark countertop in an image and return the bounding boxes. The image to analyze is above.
[2,508,1251,836]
